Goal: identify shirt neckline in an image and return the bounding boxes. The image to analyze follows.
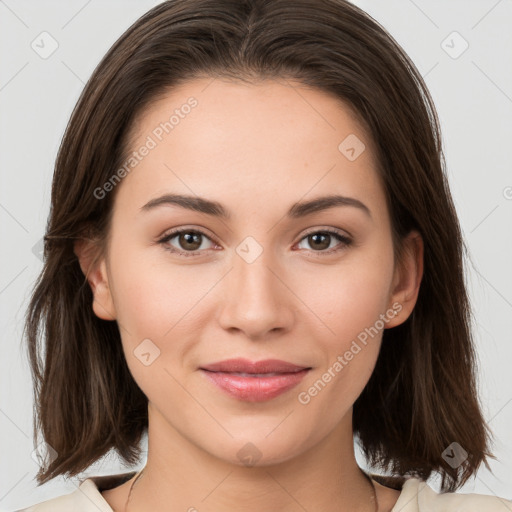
[85,470,415,511]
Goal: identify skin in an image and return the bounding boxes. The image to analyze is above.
[75,77,423,512]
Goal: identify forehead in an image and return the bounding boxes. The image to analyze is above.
[116,77,386,221]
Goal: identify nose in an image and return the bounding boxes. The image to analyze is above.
[217,245,295,340]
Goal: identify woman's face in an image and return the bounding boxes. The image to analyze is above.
[83,78,421,466]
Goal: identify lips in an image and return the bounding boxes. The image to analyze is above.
[200,358,308,374]
[200,358,311,402]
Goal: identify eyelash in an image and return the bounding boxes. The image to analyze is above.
[157,227,352,258]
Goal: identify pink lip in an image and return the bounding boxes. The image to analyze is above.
[201,358,308,373]
[200,358,311,402]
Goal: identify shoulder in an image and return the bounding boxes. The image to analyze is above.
[15,472,137,512]
[388,476,512,512]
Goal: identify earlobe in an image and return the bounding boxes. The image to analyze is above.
[74,239,117,321]
[386,230,424,329]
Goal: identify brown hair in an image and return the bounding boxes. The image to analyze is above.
[24,0,495,492]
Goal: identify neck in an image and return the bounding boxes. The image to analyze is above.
[126,405,377,512]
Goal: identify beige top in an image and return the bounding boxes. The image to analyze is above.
[17,471,512,511]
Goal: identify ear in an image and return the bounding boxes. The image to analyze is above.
[385,230,424,328]
[74,238,116,321]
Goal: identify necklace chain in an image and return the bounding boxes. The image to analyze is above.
[124,468,144,512]
[363,469,379,512]
[124,467,377,512]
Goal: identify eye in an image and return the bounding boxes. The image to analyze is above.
[158,228,217,257]
[295,229,352,255]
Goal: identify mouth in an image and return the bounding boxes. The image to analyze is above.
[209,371,296,377]
[200,358,309,373]
[199,358,312,402]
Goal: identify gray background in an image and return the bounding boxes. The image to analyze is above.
[1,0,511,510]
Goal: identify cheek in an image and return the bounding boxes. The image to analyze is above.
[295,276,389,426]
[107,247,213,403]
[106,240,224,395]
[108,239,213,338]
[297,246,395,348]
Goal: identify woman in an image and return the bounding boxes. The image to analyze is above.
[20,0,512,511]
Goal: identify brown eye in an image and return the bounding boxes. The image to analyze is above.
[159,229,216,256]
[307,233,331,251]
[177,231,203,251]
[296,230,352,254]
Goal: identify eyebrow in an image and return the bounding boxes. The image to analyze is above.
[140,193,372,219]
